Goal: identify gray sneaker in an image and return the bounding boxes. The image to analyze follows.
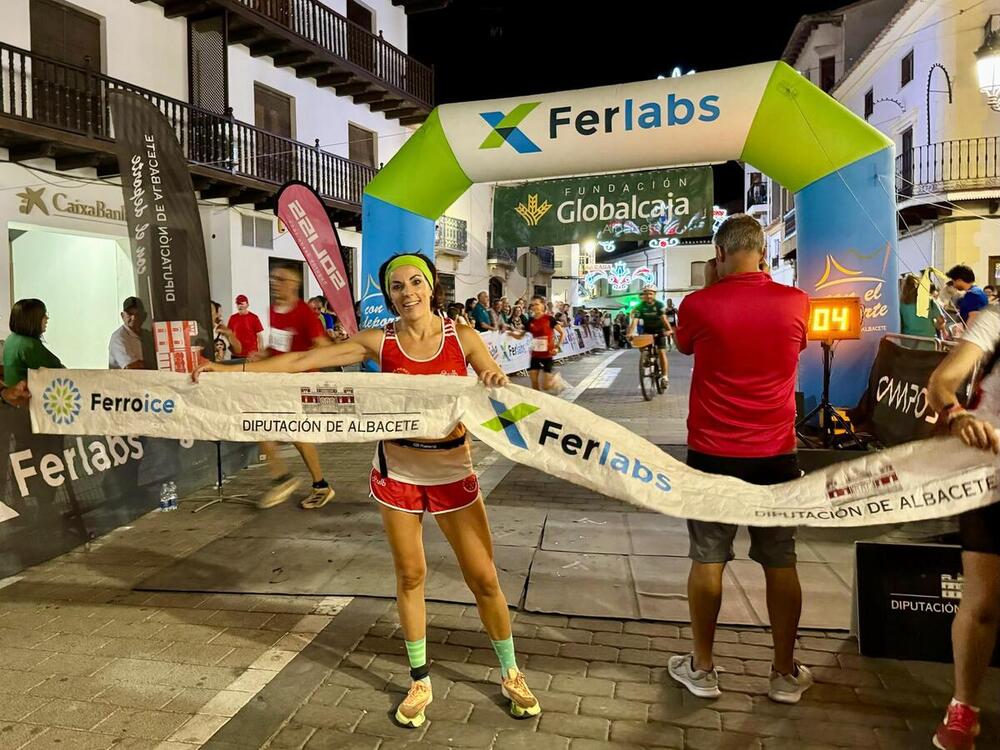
[668,653,720,699]
[768,661,814,704]
[258,477,300,509]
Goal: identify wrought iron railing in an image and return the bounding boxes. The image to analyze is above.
[236,0,433,107]
[0,42,374,207]
[434,215,467,255]
[533,246,555,272]
[897,137,1000,198]
[746,183,767,207]
[487,246,518,266]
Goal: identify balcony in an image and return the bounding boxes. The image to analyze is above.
[783,208,796,237]
[487,246,517,267]
[138,0,433,125]
[746,183,767,209]
[896,137,1000,198]
[533,246,555,274]
[0,42,373,220]
[434,215,467,257]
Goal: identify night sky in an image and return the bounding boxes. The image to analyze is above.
[409,0,850,207]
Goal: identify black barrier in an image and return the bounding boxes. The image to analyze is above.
[857,541,1000,664]
[849,337,962,447]
[0,405,255,578]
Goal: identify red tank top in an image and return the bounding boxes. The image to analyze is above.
[379,317,468,376]
[376,317,471,479]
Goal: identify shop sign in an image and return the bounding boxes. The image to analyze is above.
[16,186,125,223]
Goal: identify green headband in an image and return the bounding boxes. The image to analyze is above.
[384,254,434,292]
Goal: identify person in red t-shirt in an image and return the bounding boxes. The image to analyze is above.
[227,294,264,357]
[253,262,335,510]
[512,296,564,392]
[668,214,813,707]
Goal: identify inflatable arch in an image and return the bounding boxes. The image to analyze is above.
[361,61,899,405]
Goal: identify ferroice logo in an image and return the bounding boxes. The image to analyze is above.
[479,103,542,154]
[43,378,82,425]
[481,398,539,449]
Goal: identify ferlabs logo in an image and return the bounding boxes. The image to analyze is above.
[43,377,82,425]
[479,102,542,154]
[481,398,539,449]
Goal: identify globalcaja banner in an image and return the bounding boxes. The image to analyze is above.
[492,167,712,249]
[276,182,359,336]
[30,369,1000,529]
[108,90,213,350]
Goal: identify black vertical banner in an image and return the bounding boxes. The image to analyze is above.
[108,90,213,348]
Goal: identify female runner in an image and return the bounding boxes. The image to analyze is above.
[195,253,540,727]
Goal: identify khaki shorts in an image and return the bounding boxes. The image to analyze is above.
[686,449,800,568]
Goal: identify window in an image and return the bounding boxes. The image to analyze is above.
[31,0,101,68]
[438,273,456,304]
[690,261,707,288]
[864,88,874,120]
[900,126,914,196]
[242,215,275,249]
[819,56,836,93]
[189,15,228,114]
[254,83,293,138]
[901,50,914,87]
[346,0,374,72]
[349,123,377,168]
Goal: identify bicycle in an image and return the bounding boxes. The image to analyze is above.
[631,334,665,401]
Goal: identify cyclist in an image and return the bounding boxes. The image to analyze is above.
[628,285,672,390]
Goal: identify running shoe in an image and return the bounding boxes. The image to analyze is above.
[659,377,669,391]
[395,680,432,728]
[667,653,720,699]
[300,485,335,509]
[500,667,541,718]
[768,661,814,704]
[258,477,300,509]
[934,700,980,750]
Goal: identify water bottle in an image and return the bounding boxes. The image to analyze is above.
[166,481,178,512]
[158,483,170,513]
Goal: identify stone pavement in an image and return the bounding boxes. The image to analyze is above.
[0,347,995,749]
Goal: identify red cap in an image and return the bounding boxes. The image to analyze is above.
[235,294,249,305]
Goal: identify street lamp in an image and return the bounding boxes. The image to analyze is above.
[975,14,1000,111]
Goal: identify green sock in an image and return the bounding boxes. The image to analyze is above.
[491,636,518,675]
[405,639,430,685]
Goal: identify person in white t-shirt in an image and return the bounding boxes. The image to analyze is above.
[928,305,1000,750]
[109,297,147,369]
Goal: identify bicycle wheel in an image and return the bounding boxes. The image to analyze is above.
[639,348,653,401]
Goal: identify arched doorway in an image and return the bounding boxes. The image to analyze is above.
[488,277,503,303]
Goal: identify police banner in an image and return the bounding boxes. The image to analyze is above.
[28,369,1000,528]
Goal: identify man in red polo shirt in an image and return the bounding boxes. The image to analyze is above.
[668,214,813,705]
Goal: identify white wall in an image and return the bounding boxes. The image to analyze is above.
[664,243,716,298]
[2,0,187,99]
[835,0,1000,153]
[227,44,411,167]
[435,183,493,303]
[11,229,134,369]
[792,23,845,89]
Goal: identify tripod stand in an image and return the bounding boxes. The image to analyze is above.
[795,340,861,449]
[193,441,253,513]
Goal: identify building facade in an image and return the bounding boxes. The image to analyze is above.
[0,0,501,368]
